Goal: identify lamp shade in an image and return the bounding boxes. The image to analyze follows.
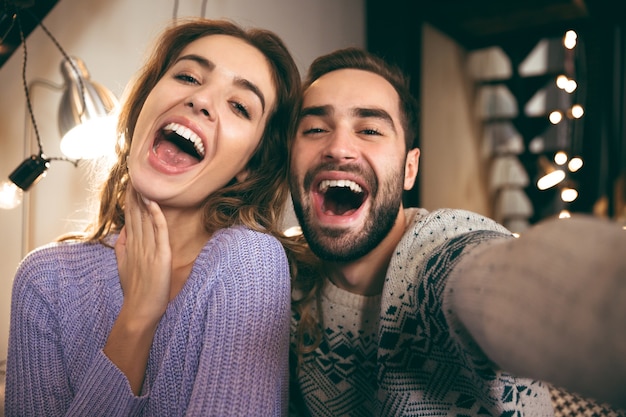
[58,57,119,159]
[57,57,118,135]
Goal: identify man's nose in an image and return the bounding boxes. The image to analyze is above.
[322,128,357,162]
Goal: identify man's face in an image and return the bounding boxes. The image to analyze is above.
[289,68,418,262]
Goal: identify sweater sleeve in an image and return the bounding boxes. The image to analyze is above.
[445,215,626,409]
[5,246,146,417]
[184,229,291,416]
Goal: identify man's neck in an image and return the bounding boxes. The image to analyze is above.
[328,208,408,296]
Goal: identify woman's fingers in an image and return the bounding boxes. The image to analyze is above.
[114,226,128,266]
[143,196,170,258]
[126,187,147,247]
[125,188,167,255]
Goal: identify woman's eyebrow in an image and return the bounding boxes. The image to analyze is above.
[176,54,215,70]
[234,77,266,114]
[174,54,266,113]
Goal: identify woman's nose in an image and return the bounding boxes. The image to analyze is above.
[185,89,214,119]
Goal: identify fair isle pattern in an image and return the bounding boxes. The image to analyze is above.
[291,283,381,416]
[550,385,626,417]
[379,212,551,416]
[290,209,554,416]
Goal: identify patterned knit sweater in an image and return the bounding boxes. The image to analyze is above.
[290,208,554,416]
[6,226,291,417]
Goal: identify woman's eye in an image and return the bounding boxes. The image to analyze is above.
[174,73,199,84]
[231,101,251,119]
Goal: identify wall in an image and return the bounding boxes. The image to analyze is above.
[0,0,364,363]
[420,23,491,215]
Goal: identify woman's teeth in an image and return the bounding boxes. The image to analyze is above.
[163,122,205,158]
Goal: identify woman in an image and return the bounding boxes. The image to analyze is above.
[5,18,301,416]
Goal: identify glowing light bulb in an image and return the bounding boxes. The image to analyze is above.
[568,157,583,172]
[60,115,118,160]
[549,111,563,124]
[554,151,568,165]
[559,210,572,219]
[556,75,569,89]
[564,30,577,49]
[0,180,23,209]
[571,104,584,119]
[564,79,577,93]
[537,169,566,190]
[561,188,578,202]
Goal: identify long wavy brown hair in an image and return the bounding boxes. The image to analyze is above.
[66,18,301,244]
[291,47,420,363]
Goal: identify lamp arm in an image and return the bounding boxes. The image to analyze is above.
[22,7,88,115]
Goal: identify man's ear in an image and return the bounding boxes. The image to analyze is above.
[403,148,420,190]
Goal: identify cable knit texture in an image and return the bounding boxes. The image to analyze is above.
[290,208,555,416]
[6,226,291,417]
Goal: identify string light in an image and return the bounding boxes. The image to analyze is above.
[571,104,584,118]
[2,6,116,210]
[0,180,23,210]
[554,151,568,165]
[563,30,577,49]
[568,157,583,172]
[537,169,566,190]
[561,187,578,202]
[549,110,563,124]
[559,210,572,219]
[531,29,584,220]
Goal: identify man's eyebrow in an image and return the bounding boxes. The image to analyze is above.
[175,54,266,113]
[353,107,396,133]
[299,105,333,118]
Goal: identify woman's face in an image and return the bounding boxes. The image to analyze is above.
[127,34,276,209]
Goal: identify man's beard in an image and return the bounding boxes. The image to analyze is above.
[290,166,405,263]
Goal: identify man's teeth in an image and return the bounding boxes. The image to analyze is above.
[319,179,363,193]
[163,122,205,157]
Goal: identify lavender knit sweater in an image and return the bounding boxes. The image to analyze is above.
[5,226,291,417]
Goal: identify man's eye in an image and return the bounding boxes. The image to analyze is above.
[302,127,325,135]
[361,128,382,135]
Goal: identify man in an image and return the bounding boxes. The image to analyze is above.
[288,47,626,416]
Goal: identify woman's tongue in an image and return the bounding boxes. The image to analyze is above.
[154,140,199,168]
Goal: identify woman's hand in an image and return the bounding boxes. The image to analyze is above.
[115,187,172,322]
[105,186,172,395]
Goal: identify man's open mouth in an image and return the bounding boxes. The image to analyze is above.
[152,122,205,166]
[318,179,367,216]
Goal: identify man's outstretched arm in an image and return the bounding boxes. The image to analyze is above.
[446,215,626,409]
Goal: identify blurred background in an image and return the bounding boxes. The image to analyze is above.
[0,0,624,393]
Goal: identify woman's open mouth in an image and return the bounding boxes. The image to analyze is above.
[152,122,205,167]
